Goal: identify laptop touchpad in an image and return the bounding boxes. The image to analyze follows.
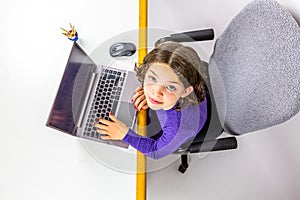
[117,101,136,128]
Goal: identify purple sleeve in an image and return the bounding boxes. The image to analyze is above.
[122,99,207,159]
[122,111,181,159]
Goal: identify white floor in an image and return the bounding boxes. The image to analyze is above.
[147,0,300,199]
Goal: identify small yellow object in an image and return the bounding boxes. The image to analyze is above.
[61,23,78,41]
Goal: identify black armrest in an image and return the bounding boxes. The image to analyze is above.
[155,28,214,46]
[188,137,238,153]
[178,137,238,173]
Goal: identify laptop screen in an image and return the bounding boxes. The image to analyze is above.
[47,43,95,135]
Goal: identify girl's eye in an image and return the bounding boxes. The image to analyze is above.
[148,76,157,83]
[166,85,176,91]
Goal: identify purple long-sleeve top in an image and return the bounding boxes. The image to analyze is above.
[122,98,207,159]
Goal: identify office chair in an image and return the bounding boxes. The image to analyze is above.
[157,0,300,173]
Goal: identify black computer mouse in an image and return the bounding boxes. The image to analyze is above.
[109,42,136,57]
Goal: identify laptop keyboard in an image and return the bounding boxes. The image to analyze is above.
[82,67,126,139]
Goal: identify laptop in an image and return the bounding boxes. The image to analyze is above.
[46,42,140,148]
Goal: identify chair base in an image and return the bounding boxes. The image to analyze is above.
[178,154,189,173]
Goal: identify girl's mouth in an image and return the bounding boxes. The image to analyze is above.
[148,97,163,105]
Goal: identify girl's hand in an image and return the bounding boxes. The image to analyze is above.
[131,86,149,111]
[94,112,129,140]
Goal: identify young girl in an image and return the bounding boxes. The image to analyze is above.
[94,42,208,159]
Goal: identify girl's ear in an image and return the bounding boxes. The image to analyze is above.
[181,86,194,98]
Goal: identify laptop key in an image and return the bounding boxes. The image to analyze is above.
[114,77,120,86]
[107,74,115,79]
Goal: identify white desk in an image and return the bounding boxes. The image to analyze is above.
[0,1,138,199]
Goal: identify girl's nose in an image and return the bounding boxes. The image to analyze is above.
[152,84,164,97]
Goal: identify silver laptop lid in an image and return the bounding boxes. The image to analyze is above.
[46,42,96,135]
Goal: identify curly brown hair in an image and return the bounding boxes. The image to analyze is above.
[135,42,207,110]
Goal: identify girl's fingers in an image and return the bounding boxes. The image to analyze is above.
[142,104,149,110]
[98,118,111,126]
[131,86,149,111]
[134,99,148,111]
[131,86,144,101]
[94,123,109,131]
[131,90,144,103]
[137,98,148,111]
[134,94,146,106]
[95,113,118,130]
[109,112,118,122]
[95,123,111,138]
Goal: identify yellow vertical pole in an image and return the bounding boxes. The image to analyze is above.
[137,0,147,200]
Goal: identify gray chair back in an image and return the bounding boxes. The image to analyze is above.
[208,0,300,135]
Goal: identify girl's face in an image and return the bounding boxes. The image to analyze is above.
[143,63,194,110]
